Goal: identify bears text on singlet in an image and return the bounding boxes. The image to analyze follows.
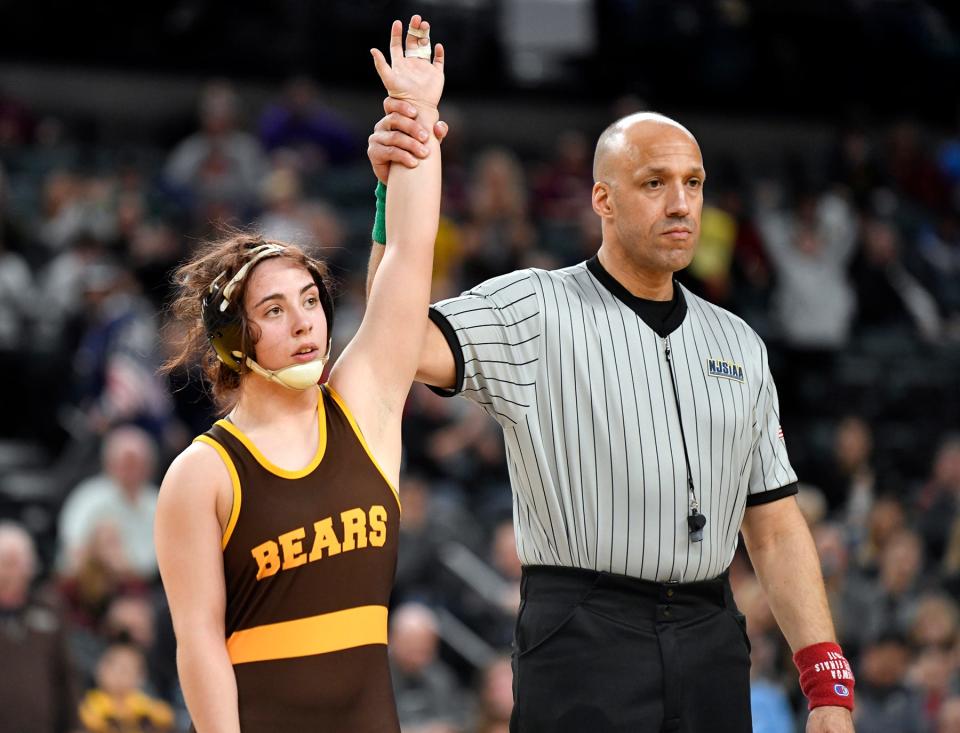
[250,505,388,580]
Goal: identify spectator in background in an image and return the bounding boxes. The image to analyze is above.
[757,188,857,414]
[0,87,36,146]
[854,630,926,733]
[448,519,522,652]
[258,76,357,169]
[389,603,466,733]
[36,170,80,253]
[101,594,158,667]
[0,166,39,431]
[916,212,960,327]
[69,261,173,443]
[431,407,510,517]
[917,436,960,570]
[127,222,185,312]
[795,484,828,527]
[401,383,504,498]
[813,415,878,521]
[854,494,908,575]
[58,520,147,637]
[40,231,108,340]
[684,187,739,307]
[110,171,148,252]
[532,129,594,226]
[828,126,886,209]
[685,175,772,320]
[255,165,308,244]
[164,81,267,221]
[850,215,942,341]
[58,425,160,581]
[0,217,34,349]
[41,589,165,703]
[0,521,81,733]
[758,187,858,352]
[393,473,481,607]
[471,655,513,733]
[885,119,948,213]
[845,528,926,653]
[78,640,174,733]
[458,148,537,285]
[909,594,959,652]
[36,172,115,255]
[531,130,595,265]
[393,474,442,603]
[910,644,955,730]
[908,594,960,726]
[254,165,347,256]
[59,563,172,715]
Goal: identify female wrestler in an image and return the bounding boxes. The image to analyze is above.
[155,16,444,732]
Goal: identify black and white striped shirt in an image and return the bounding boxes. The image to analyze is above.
[428,256,797,582]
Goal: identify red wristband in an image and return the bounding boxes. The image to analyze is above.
[793,642,855,711]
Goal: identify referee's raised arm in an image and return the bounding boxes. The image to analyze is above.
[365,96,456,391]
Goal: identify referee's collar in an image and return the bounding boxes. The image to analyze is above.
[586,255,687,337]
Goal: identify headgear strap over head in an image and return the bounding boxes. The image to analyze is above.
[201,242,335,390]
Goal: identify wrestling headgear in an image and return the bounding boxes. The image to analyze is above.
[201,243,335,391]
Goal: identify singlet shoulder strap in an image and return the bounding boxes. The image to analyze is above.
[192,432,243,550]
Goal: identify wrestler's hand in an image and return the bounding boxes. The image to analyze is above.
[370,15,445,114]
[367,97,448,184]
[807,706,855,733]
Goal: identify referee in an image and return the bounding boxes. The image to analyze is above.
[367,107,855,732]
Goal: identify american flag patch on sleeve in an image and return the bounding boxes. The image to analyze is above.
[777,426,785,440]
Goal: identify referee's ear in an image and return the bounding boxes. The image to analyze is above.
[592,181,614,219]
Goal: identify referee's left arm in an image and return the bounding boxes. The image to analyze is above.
[740,347,853,731]
[740,497,836,652]
[741,500,854,732]
[741,349,835,652]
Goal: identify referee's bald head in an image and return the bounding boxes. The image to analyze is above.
[593,112,699,183]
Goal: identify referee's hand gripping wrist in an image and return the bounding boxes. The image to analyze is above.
[367,97,449,186]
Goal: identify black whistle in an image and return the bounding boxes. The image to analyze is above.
[687,510,707,543]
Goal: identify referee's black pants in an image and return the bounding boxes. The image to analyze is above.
[510,566,752,733]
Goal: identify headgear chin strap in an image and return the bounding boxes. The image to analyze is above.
[201,242,335,390]
[239,339,332,391]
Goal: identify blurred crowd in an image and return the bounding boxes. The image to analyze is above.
[0,76,958,733]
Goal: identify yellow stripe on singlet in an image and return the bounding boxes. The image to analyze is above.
[226,605,388,665]
[214,388,327,479]
[193,435,242,550]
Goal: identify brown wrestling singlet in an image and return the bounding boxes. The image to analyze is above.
[192,385,401,732]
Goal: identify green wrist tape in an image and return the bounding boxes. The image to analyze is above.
[372,181,387,245]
